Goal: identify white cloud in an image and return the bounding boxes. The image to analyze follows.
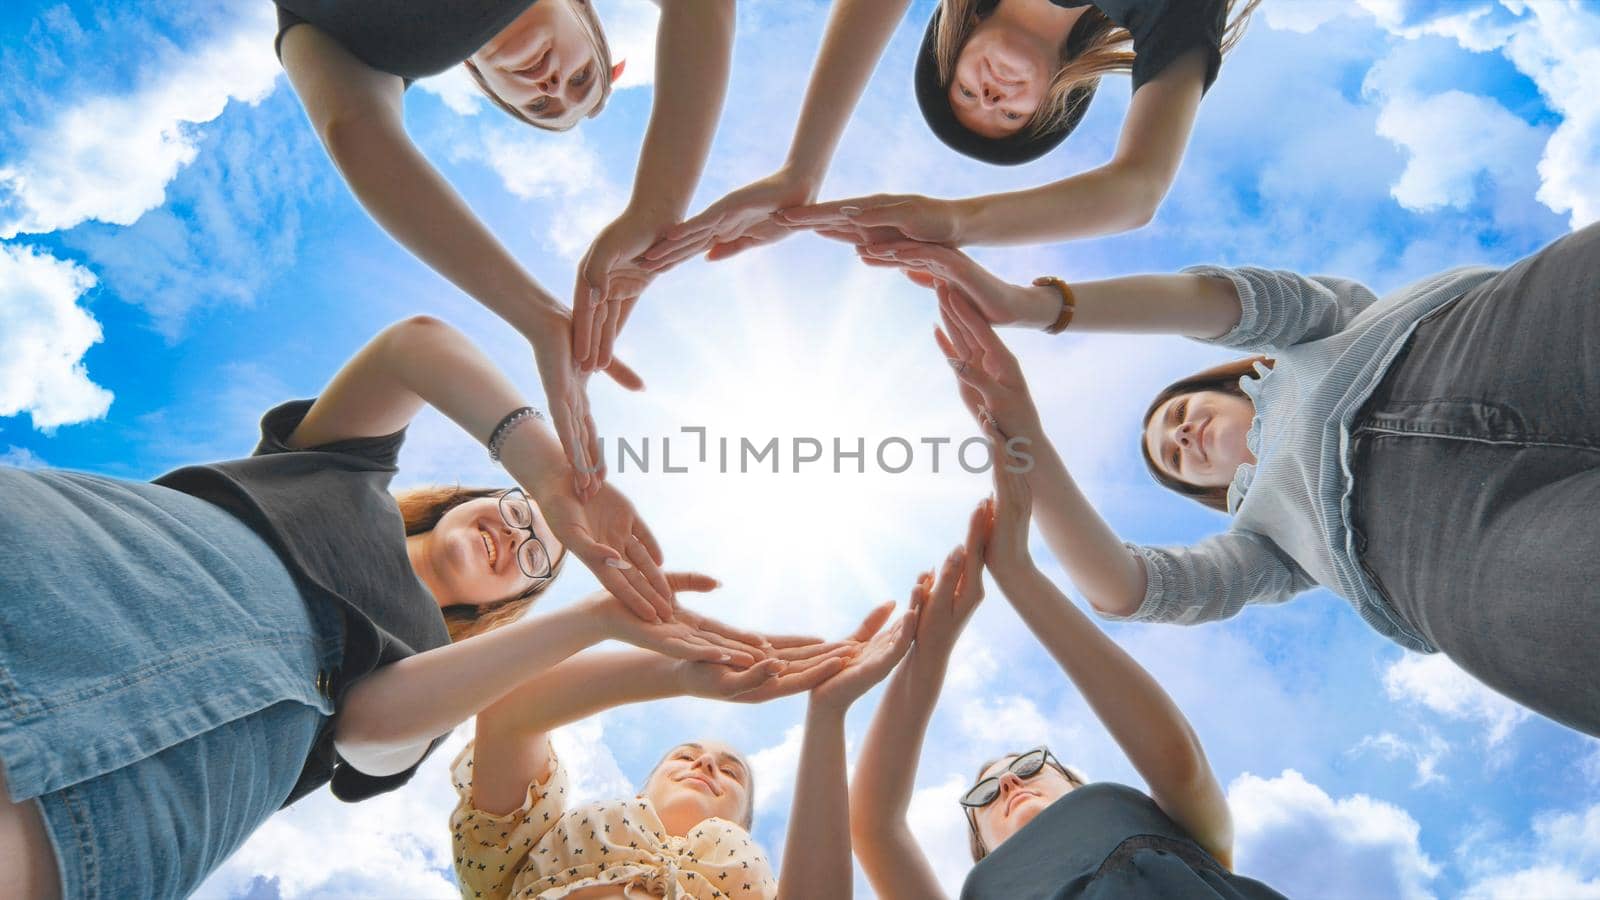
[0,445,47,468]
[749,723,805,815]
[1371,88,1547,212]
[416,65,488,117]
[596,0,660,90]
[1230,769,1440,900]
[1352,730,1451,787]
[1461,803,1600,900]
[465,126,625,260]
[1382,654,1529,746]
[906,774,978,895]
[0,5,281,238]
[0,243,112,430]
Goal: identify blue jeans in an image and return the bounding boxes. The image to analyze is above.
[1349,222,1600,736]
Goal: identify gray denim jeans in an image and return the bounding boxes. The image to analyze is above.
[1349,222,1600,737]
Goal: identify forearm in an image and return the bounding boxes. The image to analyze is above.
[778,704,852,900]
[1021,438,1148,614]
[477,650,683,738]
[1061,273,1241,339]
[335,602,607,754]
[628,0,736,221]
[320,109,558,336]
[992,564,1226,849]
[956,164,1164,247]
[844,646,940,832]
[783,0,913,180]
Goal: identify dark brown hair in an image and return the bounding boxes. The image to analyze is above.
[394,485,565,642]
[462,0,616,131]
[1139,356,1274,513]
[933,0,1260,140]
[965,752,1084,862]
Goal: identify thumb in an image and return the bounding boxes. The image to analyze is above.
[851,600,895,642]
[604,356,646,391]
[665,572,721,594]
[730,659,786,695]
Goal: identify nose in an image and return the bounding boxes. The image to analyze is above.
[979,76,1003,108]
[1174,421,1195,449]
[997,771,1024,796]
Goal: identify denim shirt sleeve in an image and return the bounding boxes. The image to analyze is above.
[1183,266,1381,353]
[1098,532,1315,625]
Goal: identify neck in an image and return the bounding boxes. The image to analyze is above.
[406,532,449,609]
[993,0,1086,46]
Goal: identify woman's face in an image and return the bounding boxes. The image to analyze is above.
[412,495,563,608]
[948,16,1057,138]
[643,740,752,837]
[469,0,604,129]
[971,753,1078,853]
[1143,389,1258,490]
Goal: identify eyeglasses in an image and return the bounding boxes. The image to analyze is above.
[497,489,554,581]
[959,747,1071,809]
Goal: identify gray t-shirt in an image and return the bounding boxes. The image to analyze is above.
[273,0,538,80]
[155,398,451,804]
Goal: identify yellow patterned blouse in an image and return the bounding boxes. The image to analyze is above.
[450,742,779,900]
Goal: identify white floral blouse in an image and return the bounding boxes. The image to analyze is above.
[450,742,778,900]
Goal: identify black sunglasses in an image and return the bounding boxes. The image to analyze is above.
[959,747,1072,808]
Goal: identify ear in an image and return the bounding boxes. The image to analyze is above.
[611,59,627,83]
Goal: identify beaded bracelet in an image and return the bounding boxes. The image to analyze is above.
[486,406,545,464]
[1034,276,1077,335]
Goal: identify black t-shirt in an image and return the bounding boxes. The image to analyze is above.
[273,0,538,80]
[1054,0,1228,94]
[155,399,452,805]
[960,783,1287,900]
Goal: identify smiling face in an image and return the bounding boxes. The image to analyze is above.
[947,15,1057,138]
[1142,389,1258,490]
[642,740,752,837]
[969,753,1079,856]
[408,494,563,609]
[468,0,606,130]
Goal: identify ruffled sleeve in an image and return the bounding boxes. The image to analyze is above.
[449,741,568,900]
[1183,266,1381,353]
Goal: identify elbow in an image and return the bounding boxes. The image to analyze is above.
[381,313,462,357]
[316,104,397,173]
[1108,164,1170,231]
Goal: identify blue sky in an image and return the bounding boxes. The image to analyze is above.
[3,1,1599,898]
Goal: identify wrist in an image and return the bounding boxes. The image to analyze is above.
[991,558,1042,593]
[517,300,569,347]
[775,159,823,199]
[1017,282,1064,330]
[948,196,986,245]
[806,694,852,722]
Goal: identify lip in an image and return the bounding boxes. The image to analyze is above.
[1004,791,1039,816]
[678,773,718,795]
[479,525,501,573]
[1195,417,1212,464]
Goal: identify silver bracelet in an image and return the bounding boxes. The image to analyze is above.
[486,406,545,464]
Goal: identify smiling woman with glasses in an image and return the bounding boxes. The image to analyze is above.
[847,464,1286,898]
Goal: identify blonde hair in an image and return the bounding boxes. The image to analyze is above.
[933,0,1260,139]
[462,0,616,131]
[394,485,565,642]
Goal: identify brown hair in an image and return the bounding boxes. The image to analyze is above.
[933,0,1260,140]
[462,0,616,131]
[645,743,756,831]
[965,751,1085,862]
[394,485,566,642]
[1139,356,1274,513]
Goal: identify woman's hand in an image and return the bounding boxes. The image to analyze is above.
[810,603,919,714]
[638,167,820,273]
[779,193,964,247]
[526,305,642,498]
[854,240,1060,329]
[537,478,674,621]
[584,572,764,665]
[907,500,991,670]
[572,210,672,374]
[987,440,1037,577]
[934,281,1045,442]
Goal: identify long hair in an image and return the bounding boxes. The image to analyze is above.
[394,485,566,642]
[933,0,1260,139]
[965,752,1086,862]
[462,0,616,131]
[1139,356,1274,513]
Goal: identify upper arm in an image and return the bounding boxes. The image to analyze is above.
[1107,48,1208,221]
[278,22,405,143]
[1107,533,1309,627]
[468,715,556,817]
[1150,761,1235,871]
[286,317,438,449]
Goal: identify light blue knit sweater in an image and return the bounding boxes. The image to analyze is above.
[1105,263,1501,651]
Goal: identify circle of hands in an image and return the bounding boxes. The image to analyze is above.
[539,169,1054,702]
